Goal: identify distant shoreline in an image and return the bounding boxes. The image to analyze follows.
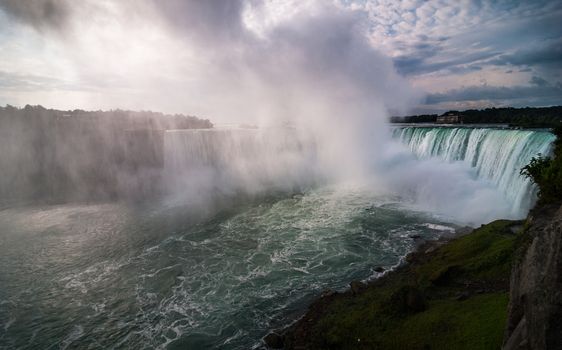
[388,123,553,132]
[390,106,562,129]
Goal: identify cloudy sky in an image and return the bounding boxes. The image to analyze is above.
[0,0,561,121]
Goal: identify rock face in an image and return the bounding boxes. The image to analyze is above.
[349,280,365,295]
[405,288,426,313]
[263,332,284,349]
[388,286,426,314]
[504,204,562,350]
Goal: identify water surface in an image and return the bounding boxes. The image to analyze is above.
[0,186,453,349]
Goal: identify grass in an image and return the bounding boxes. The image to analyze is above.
[382,293,509,350]
[299,220,521,350]
[416,220,516,285]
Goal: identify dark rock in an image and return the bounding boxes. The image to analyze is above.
[430,265,461,286]
[409,234,422,239]
[455,291,470,301]
[508,224,523,234]
[455,226,473,236]
[374,266,385,273]
[413,239,428,249]
[504,204,562,350]
[390,286,426,314]
[504,316,528,350]
[424,246,437,254]
[406,288,427,312]
[350,280,365,295]
[264,332,284,349]
[405,253,417,263]
[320,289,336,298]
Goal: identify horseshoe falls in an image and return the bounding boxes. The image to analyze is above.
[392,127,556,216]
[0,126,555,350]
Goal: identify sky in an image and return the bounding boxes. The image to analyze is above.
[0,0,561,121]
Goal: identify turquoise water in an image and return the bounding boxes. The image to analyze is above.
[393,127,555,216]
[0,186,453,349]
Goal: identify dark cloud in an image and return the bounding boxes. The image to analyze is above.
[393,55,426,75]
[530,76,549,87]
[413,43,433,50]
[0,0,70,31]
[426,84,562,106]
[0,0,250,42]
[151,0,248,44]
[394,50,498,76]
[383,2,562,82]
[448,65,482,75]
[488,39,562,68]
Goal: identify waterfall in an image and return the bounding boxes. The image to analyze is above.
[162,128,317,196]
[160,126,554,220]
[392,126,556,215]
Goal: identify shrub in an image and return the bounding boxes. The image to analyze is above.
[520,126,562,204]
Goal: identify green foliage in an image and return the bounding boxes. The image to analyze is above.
[319,294,509,350]
[416,220,517,284]
[306,220,521,350]
[386,293,509,350]
[520,126,562,204]
[520,154,551,183]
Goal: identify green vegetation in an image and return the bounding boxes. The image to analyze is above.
[415,220,517,285]
[300,220,521,350]
[391,106,562,128]
[520,126,562,204]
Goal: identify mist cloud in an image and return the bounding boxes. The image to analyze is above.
[0,0,70,31]
[0,0,533,225]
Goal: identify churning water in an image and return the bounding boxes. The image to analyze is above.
[0,187,453,349]
[0,126,554,349]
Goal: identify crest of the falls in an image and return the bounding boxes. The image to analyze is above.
[392,126,555,215]
[163,128,317,197]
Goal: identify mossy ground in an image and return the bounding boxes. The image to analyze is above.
[286,220,522,349]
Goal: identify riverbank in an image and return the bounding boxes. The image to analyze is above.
[267,218,535,349]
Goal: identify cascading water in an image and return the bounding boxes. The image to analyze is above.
[392,126,555,216]
[162,128,318,197]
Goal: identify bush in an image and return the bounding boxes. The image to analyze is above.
[520,127,562,204]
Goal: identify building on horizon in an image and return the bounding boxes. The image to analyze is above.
[436,112,463,124]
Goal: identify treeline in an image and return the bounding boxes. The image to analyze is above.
[0,104,213,130]
[0,105,212,203]
[391,106,562,128]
